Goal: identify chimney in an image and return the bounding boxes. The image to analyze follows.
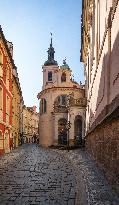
[7,41,13,57]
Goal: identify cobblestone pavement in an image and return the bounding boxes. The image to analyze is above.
[61,149,119,205]
[0,144,119,205]
[0,144,76,205]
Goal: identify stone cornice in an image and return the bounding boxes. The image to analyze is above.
[37,86,85,99]
[86,93,119,136]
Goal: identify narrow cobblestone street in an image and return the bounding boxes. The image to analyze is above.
[0,144,119,205]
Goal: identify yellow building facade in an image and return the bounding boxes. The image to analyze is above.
[23,106,39,143]
[12,67,22,148]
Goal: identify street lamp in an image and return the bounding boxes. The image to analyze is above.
[66,93,73,151]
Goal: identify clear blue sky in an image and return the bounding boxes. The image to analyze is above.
[0,0,84,110]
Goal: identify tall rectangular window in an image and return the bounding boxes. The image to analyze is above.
[48,71,52,81]
[0,87,3,121]
[0,52,3,77]
[6,95,10,124]
[6,65,9,90]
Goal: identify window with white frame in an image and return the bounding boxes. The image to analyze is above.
[40,99,47,115]
[0,52,3,77]
[57,95,67,106]
[6,95,10,124]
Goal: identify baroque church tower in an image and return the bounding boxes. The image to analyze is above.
[38,35,86,147]
[42,34,58,90]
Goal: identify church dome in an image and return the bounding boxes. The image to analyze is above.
[60,59,70,70]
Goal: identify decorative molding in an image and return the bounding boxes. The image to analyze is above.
[113,72,119,85]
[38,87,84,99]
[70,97,87,107]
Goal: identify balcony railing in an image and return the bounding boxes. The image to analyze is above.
[53,97,87,113]
[69,97,87,107]
[53,105,68,113]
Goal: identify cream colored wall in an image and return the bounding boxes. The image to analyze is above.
[69,107,86,140]
[39,87,85,146]
[42,65,59,90]
[85,1,119,132]
[12,77,21,147]
[110,4,119,102]
[19,99,23,135]
[23,107,39,142]
[42,65,81,91]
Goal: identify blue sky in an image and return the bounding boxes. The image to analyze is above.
[0,0,84,110]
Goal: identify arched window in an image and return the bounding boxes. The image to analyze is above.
[40,99,47,115]
[48,71,52,81]
[61,72,66,82]
[40,99,43,115]
[54,95,67,106]
[44,99,46,113]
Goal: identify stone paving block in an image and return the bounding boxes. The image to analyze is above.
[68,199,75,205]
[0,144,119,205]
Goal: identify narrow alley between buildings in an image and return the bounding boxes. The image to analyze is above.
[0,144,119,205]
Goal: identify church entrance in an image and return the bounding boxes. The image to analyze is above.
[58,118,67,145]
[74,115,82,145]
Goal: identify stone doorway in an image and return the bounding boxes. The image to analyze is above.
[74,115,82,145]
[58,118,67,145]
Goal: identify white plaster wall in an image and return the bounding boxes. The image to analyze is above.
[110,5,119,102]
[85,1,119,131]
[42,64,81,91]
[42,65,59,90]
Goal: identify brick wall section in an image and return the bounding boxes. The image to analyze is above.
[86,118,119,195]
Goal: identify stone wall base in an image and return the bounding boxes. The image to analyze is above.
[53,139,75,146]
[86,118,119,195]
